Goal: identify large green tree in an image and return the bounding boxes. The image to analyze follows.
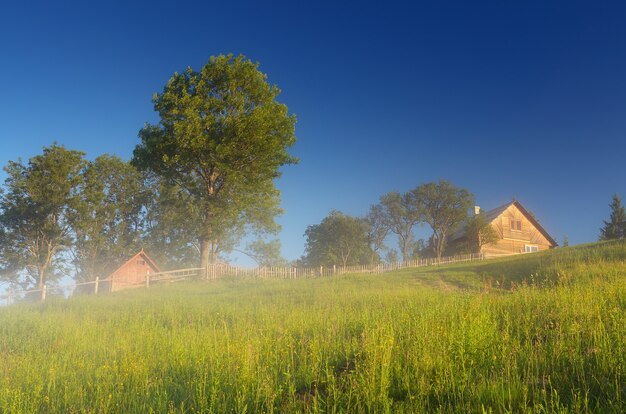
[303,211,375,267]
[411,180,474,258]
[68,155,146,282]
[132,55,296,269]
[599,194,626,240]
[0,145,85,291]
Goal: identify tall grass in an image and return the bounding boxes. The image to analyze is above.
[0,241,624,413]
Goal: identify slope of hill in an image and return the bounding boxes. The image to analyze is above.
[1,241,625,413]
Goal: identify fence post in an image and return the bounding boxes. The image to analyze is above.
[333,265,336,275]
[8,288,13,305]
[146,274,150,288]
[320,266,323,277]
[41,285,47,302]
[94,277,99,295]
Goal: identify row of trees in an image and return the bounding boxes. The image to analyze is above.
[0,148,144,290]
[302,180,499,267]
[303,189,626,268]
[0,55,297,289]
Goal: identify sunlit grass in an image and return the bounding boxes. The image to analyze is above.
[0,241,624,412]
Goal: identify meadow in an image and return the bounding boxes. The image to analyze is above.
[0,241,624,413]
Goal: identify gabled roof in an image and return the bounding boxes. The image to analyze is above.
[450,200,558,247]
[508,200,558,247]
[109,249,161,276]
[482,202,512,223]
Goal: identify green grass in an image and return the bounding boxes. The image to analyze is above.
[1,241,625,413]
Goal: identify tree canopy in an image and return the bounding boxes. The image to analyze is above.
[68,155,146,282]
[303,211,375,267]
[599,194,626,240]
[132,54,296,269]
[411,180,474,258]
[374,192,422,262]
[0,144,85,291]
[244,239,287,267]
[462,213,499,254]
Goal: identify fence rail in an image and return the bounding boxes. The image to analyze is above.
[1,253,486,306]
[202,253,485,279]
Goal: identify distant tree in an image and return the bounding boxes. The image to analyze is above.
[303,211,375,267]
[376,192,422,262]
[244,239,287,267]
[599,194,626,240]
[464,213,499,254]
[365,203,390,254]
[68,155,147,282]
[384,249,399,264]
[411,180,474,258]
[132,54,296,270]
[411,239,427,259]
[562,235,569,247]
[0,145,85,292]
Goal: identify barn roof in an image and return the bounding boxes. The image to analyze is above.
[450,200,558,247]
[109,249,161,277]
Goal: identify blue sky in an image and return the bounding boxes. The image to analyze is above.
[1,0,625,264]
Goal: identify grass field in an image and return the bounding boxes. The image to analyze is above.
[1,241,625,413]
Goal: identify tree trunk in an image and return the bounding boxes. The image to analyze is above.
[434,233,447,259]
[37,265,46,289]
[200,239,211,279]
[400,237,412,263]
[38,265,47,302]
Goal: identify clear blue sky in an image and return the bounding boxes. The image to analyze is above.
[1,0,625,264]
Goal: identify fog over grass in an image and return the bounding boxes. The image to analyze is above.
[0,241,624,412]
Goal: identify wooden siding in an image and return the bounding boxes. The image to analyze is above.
[110,252,160,292]
[482,203,554,256]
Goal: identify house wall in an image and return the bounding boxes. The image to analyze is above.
[110,255,157,292]
[482,204,554,257]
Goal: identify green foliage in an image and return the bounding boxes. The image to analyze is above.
[0,144,85,289]
[0,242,624,412]
[411,180,474,258]
[245,238,287,267]
[374,192,422,262]
[142,178,203,269]
[462,213,500,254]
[364,203,390,254]
[303,210,376,267]
[68,155,147,282]
[599,194,626,240]
[132,54,296,267]
[385,249,399,264]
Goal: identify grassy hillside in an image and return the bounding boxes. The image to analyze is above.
[1,241,625,413]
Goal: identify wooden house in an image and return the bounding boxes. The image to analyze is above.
[449,200,557,257]
[109,249,160,292]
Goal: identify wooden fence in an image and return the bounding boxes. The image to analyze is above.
[0,253,484,306]
[204,253,484,279]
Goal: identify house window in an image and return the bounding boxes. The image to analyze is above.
[510,219,522,231]
[138,259,146,265]
[524,245,539,253]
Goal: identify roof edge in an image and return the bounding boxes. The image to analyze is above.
[109,249,161,277]
[509,200,558,247]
